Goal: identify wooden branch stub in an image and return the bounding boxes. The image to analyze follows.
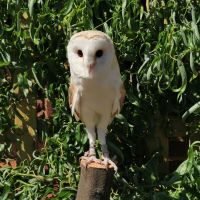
[76,160,115,200]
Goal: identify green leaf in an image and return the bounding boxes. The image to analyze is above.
[146,0,150,12]
[189,51,198,76]
[28,0,36,17]
[0,50,11,63]
[173,60,187,101]
[17,73,24,87]
[0,20,3,36]
[180,27,188,46]
[75,123,81,142]
[122,0,127,20]
[82,133,88,145]
[191,5,196,23]
[0,61,10,68]
[192,22,200,40]
[103,22,112,37]
[31,66,44,90]
[175,159,188,175]
[29,24,42,45]
[138,54,150,74]
[182,101,200,121]
[61,0,74,15]
[0,185,10,200]
[0,144,5,152]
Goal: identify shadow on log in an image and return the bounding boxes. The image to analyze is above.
[76,160,115,200]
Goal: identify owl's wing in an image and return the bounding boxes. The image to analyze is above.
[68,83,81,121]
[111,82,126,117]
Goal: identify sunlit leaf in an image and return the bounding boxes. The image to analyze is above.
[0,61,10,67]
[189,51,198,76]
[28,0,36,17]
[122,0,127,20]
[182,101,200,121]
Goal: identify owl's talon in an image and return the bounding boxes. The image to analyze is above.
[83,150,90,157]
[101,157,118,172]
[80,156,102,168]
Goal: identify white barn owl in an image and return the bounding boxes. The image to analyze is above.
[67,30,125,171]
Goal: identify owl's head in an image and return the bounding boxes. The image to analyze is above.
[67,30,116,79]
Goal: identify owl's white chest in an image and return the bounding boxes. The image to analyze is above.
[83,79,115,110]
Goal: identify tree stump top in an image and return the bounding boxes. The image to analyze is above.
[80,159,115,170]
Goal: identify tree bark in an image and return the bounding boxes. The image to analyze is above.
[76,160,115,200]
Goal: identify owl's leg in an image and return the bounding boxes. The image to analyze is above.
[98,129,118,171]
[80,127,101,167]
[84,127,96,157]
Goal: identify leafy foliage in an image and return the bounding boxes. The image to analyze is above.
[0,0,200,199]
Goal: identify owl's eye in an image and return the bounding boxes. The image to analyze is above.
[95,50,103,58]
[77,50,83,57]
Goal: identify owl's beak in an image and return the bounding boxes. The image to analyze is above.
[88,63,95,74]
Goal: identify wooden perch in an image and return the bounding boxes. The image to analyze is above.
[76,160,115,200]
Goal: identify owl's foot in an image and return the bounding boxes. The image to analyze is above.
[83,150,94,157]
[80,155,102,168]
[101,156,118,171]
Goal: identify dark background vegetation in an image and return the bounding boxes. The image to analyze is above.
[0,0,200,199]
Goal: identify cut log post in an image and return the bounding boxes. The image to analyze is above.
[76,160,115,200]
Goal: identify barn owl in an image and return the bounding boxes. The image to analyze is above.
[67,30,125,171]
